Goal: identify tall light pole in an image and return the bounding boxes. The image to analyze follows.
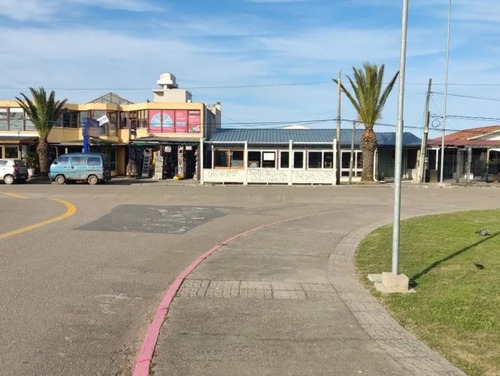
[440,0,452,183]
[391,0,409,276]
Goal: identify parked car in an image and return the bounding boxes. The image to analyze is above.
[0,159,28,184]
[49,153,111,185]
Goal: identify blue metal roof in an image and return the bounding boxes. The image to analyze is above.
[206,128,421,147]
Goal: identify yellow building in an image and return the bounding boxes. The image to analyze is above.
[0,73,221,179]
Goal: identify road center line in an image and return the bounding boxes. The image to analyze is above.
[0,192,28,199]
[0,198,77,241]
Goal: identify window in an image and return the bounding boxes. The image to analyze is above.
[248,151,261,168]
[87,157,101,166]
[307,151,335,169]
[294,151,304,169]
[213,149,244,168]
[262,152,276,168]
[280,151,289,168]
[9,108,24,131]
[308,151,322,169]
[5,146,18,158]
[0,108,8,130]
[108,112,118,136]
[324,152,334,168]
[70,156,86,166]
[56,157,69,165]
[341,150,362,177]
[79,111,89,128]
[231,151,243,167]
[215,150,229,168]
[248,151,276,169]
[62,111,79,128]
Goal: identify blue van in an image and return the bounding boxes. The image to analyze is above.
[49,153,111,185]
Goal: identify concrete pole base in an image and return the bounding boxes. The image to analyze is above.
[374,272,415,294]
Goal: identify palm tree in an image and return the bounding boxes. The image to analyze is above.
[16,88,67,175]
[334,63,399,181]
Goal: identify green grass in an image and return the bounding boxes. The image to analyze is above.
[356,210,500,376]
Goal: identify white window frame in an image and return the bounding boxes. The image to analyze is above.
[307,150,334,170]
[248,149,277,169]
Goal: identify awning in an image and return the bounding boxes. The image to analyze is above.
[131,138,200,147]
[0,136,38,144]
[52,139,126,146]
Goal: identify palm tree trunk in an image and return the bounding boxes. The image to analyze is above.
[360,128,378,181]
[37,139,50,176]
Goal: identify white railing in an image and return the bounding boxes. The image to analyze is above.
[202,168,336,185]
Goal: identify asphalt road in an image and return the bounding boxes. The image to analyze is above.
[0,181,499,376]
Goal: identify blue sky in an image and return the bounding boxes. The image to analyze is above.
[1,0,500,138]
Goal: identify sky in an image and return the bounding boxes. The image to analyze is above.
[1,0,500,139]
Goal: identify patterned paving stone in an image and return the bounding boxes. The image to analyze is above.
[176,279,337,301]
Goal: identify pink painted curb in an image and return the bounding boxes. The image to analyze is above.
[132,212,330,376]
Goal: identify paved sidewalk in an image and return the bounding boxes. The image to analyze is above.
[149,208,466,375]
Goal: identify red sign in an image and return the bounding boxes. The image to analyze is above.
[188,110,201,133]
[162,110,175,133]
[148,109,201,134]
[176,110,188,133]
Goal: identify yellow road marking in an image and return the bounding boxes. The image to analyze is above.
[0,198,77,240]
[0,192,28,199]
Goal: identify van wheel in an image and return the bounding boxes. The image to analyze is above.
[4,174,14,185]
[88,175,99,185]
[55,175,66,185]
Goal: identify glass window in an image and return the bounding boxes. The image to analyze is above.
[248,151,261,168]
[280,151,289,168]
[214,150,229,168]
[108,112,118,136]
[9,108,24,131]
[324,152,334,168]
[87,157,101,166]
[294,151,304,169]
[54,113,63,127]
[70,156,86,166]
[79,111,89,128]
[119,112,129,129]
[5,146,18,158]
[25,114,35,130]
[0,108,8,131]
[341,151,351,169]
[231,151,243,167]
[56,157,69,165]
[0,160,6,166]
[62,111,79,128]
[262,151,276,168]
[308,151,322,169]
[138,110,148,128]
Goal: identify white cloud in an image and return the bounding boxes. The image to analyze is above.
[0,0,159,22]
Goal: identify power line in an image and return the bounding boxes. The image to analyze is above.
[5,81,500,92]
[432,91,500,102]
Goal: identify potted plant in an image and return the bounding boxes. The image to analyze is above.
[25,152,39,178]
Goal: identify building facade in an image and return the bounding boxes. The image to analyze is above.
[202,128,421,185]
[0,73,221,178]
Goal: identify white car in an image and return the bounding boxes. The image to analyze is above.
[0,159,28,184]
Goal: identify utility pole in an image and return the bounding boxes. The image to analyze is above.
[440,0,452,183]
[392,0,409,276]
[418,79,432,183]
[336,70,342,185]
[349,121,356,184]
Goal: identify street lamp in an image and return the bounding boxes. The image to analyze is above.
[440,0,452,183]
[374,0,412,293]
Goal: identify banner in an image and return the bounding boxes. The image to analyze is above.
[176,110,188,133]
